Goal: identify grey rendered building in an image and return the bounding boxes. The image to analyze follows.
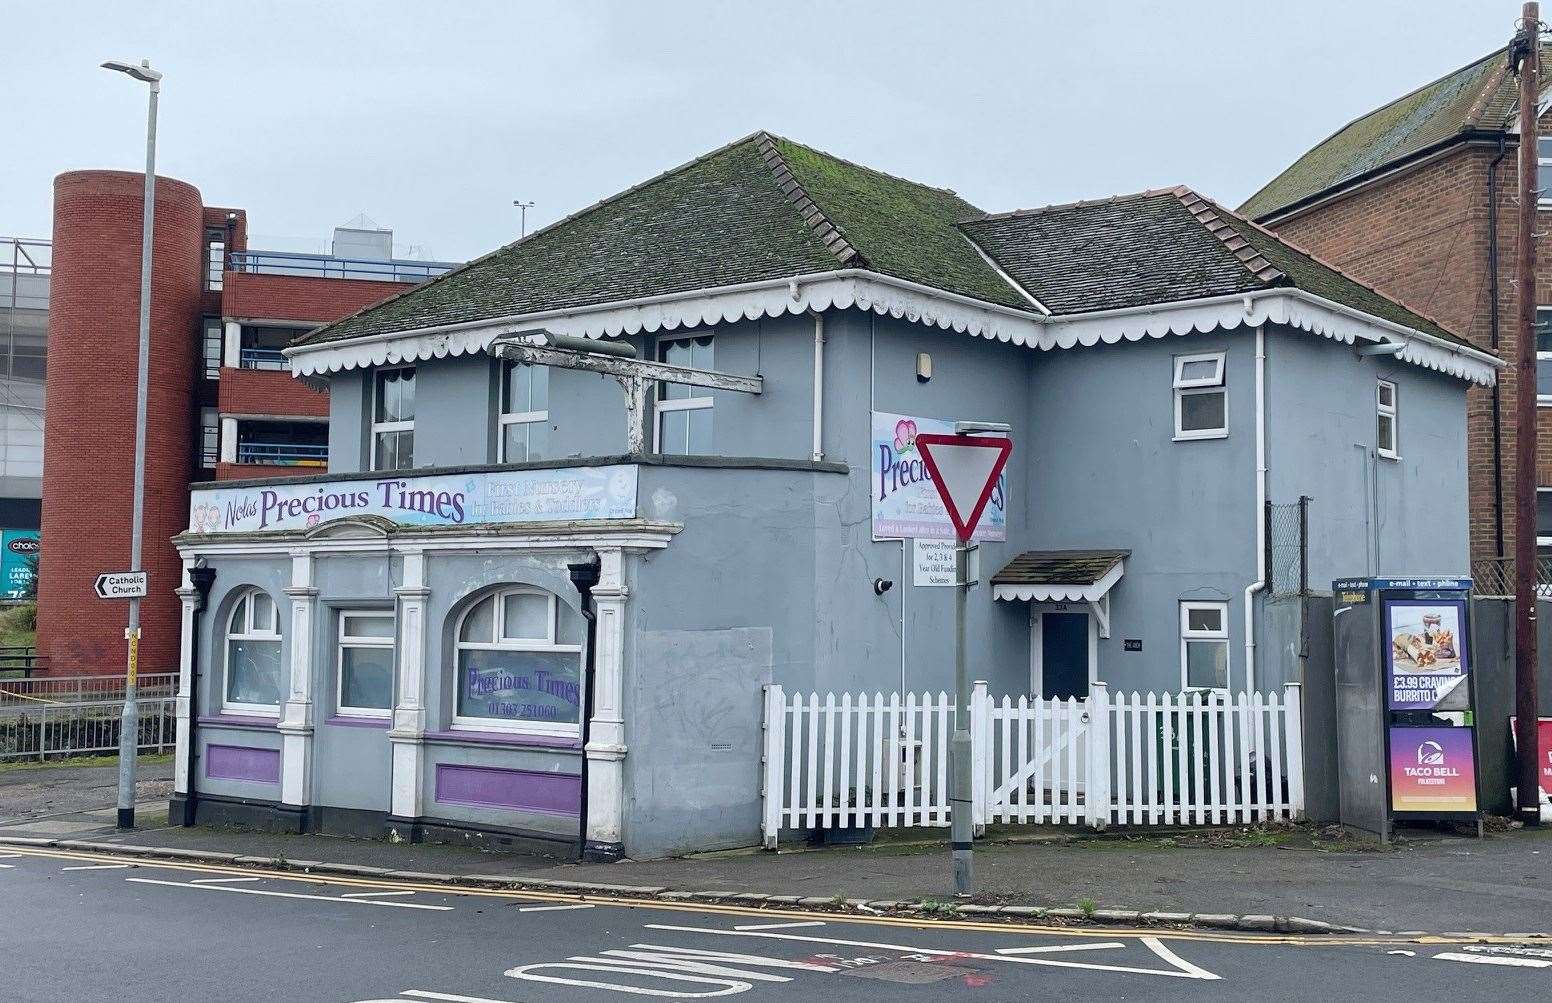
[168,133,1498,859]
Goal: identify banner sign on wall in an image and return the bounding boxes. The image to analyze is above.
[0,530,38,599]
[188,466,639,535]
[872,411,1007,541]
[1384,599,1470,711]
[1388,726,1478,814]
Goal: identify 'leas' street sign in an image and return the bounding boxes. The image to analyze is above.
[914,433,1013,543]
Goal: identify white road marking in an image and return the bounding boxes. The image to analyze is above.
[997,941,1127,955]
[732,921,826,931]
[517,903,594,913]
[401,993,519,1003]
[61,863,132,871]
[502,944,837,997]
[124,877,453,911]
[189,877,263,884]
[1434,952,1552,969]
[642,923,1220,980]
[340,890,418,899]
[0,852,27,858]
[0,863,14,869]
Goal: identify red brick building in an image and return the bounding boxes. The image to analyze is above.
[1241,45,1552,582]
[37,170,453,674]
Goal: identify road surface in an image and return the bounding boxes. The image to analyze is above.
[2,845,1549,1001]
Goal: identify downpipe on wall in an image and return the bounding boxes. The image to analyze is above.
[568,554,601,862]
[1243,324,1266,696]
[808,310,825,462]
[180,564,217,827]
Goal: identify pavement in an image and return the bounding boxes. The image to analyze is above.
[3,778,1551,936]
[5,842,1552,1002]
[0,756,172,827]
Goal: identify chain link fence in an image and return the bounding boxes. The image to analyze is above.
[1469,557,1552,598]
[1266,497,1309,598]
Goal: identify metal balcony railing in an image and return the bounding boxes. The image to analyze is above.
[2,237,50,311]
[227,249,455,283]
[238,346,289,370]
[235,441,328,467]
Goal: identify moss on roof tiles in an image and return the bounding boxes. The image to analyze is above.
[959,192,1266,315]
[297,135,843,346]
[299,132,1031,348]
[770,137,1028,309]
[1240,48,1511,220]
[1217,212,1464,344]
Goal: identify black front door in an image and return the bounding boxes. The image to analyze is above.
[1041,612,1090,700]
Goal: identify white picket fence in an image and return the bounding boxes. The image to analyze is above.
[761,681,1304,847]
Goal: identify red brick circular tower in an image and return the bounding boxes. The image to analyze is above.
[39,170,203,676]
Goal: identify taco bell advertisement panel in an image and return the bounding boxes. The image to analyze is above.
[1389,726,1478,814]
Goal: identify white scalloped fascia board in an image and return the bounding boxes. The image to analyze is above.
[285,271,1498,387]
[991,558,1126,604]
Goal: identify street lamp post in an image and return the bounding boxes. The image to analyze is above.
[102,57,162,830]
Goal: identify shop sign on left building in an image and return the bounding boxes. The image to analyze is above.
[1,530,38,599]
[187,465,639,534]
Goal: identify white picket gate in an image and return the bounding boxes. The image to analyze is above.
[761,681,1305,847]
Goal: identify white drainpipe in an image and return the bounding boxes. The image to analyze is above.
[809,310,825,462]
[1243,324,1266,694]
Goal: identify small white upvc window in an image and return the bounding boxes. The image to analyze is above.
[1173,351,1227,440]
[336,611,396,718]
[223,589,282,714]
[1376,379,1399,460]
[499,361,550,463]
[654,333,714,455]
[1536,307,1552,407]
[1538,137,1552,207]
[1180,601,1230,692]
[371,367,416,471]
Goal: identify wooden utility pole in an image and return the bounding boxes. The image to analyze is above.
[1513,1,1543,825]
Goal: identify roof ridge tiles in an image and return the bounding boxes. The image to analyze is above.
[762,132,966,198]
[1171,187,1285,285]
[966,186,1184,223]
[1462,58,1513,128]
[294,130,775,347]
[1191,189,1464,338]
[754,134,862,266]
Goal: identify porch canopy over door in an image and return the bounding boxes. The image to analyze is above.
[991,549,1128,639]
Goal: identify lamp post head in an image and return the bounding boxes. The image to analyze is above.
[101,59,162,85]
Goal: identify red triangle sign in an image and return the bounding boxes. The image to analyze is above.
[914,433,1012,542]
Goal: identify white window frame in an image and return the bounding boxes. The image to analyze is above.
[653,332,714,454]
[335,610,395,718]
[1172,351,1227,441]
[1539,137,1552,208]
[223,588,282,715]
[1537,306,1552,407]
[1376,379,1399,460]
[371,366,415,471]
[498,361,550,463]
[1179,600,1231,693]
[452,588,583,737]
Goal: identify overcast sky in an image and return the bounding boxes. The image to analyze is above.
[1,0,1522,262]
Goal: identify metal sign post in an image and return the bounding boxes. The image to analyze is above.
[915,425,1012,896]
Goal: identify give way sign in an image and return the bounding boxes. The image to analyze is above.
[914,433,1013,542]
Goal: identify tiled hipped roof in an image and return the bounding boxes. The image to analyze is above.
[1239,45,1545,220]
[295,131,1470,352]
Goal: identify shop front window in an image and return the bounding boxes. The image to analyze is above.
[224,588,282,712]
[337,610,395,717]
[453,588,583,734]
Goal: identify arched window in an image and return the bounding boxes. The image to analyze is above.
[224,588,282,712]
[453,587,582,735]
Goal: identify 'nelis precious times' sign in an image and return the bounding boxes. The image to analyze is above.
[188,466,639,534]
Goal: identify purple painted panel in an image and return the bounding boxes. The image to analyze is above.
[434,764,579,817]
[205,744,280,783]
[423,729,580,750]
[198,715,279,730]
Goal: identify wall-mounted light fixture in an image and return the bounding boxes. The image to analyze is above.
[916,352,932,383]
[873,577,894,595]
